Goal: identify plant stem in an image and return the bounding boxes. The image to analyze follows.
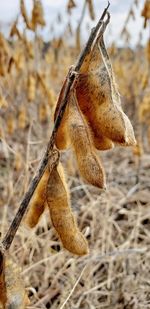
[1,2,110,252]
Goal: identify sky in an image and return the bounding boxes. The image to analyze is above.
[0,0,149,46]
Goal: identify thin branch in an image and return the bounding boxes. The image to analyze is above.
[1,2,110,252]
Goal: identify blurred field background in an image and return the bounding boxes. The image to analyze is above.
[0,0,150,308]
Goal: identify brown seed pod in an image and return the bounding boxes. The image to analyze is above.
[7,114,16,135]
[0,254,29,309]
[31,0,46,30]
[24,167,50,228]
[13,49,25,71]
[46,163,88,256]
[139,91,150,124]
[20,0,32,30]
[54,77,71,150]
[141,0,150,28]
[68,91,106,188]
[38,102,48,123]
[0,33,10,56]
[13,152,23,171]
[0,95,8,109]
[37,72,56,107]
[0,33,10,77]
[54,86,106,188]
[147,125,150,146]
[146,39,150,63]
[76,35,136,148]
[27,73,36,102]
[132,142,143,157]
[18,106,27,129]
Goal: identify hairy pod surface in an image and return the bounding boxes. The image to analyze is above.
[68,91,106,188]
[46,163,88,256]
[54,78,71,150]
[76,36,136,148]
[25,167,50,228]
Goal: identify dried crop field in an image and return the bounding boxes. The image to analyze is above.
[0,1,150,308]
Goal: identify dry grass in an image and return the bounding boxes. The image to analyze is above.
[0,12,150,305]
[0,1,150,309]
[0,118,150,308]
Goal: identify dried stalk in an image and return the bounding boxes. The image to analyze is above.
[1,2,110,252]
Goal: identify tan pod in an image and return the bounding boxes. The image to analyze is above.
[68,91,106,189]
[76,35,136,148]
[47,163,88,256]
[25,167,50,228]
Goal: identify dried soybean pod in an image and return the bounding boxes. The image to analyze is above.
[54,47,113,151]
[27,73,36,102]
[92,131,114,150]
[76,40,114,150]
[141,0,150,28]
[20,0,32,30]
[24,167,50,228]
[31,0,46,30]
[68,90,106,189]
[76,33,136,148]
[96,37,136,146]
[47,163,88,256]
[54,77,71,150]
[0,254,29,309]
